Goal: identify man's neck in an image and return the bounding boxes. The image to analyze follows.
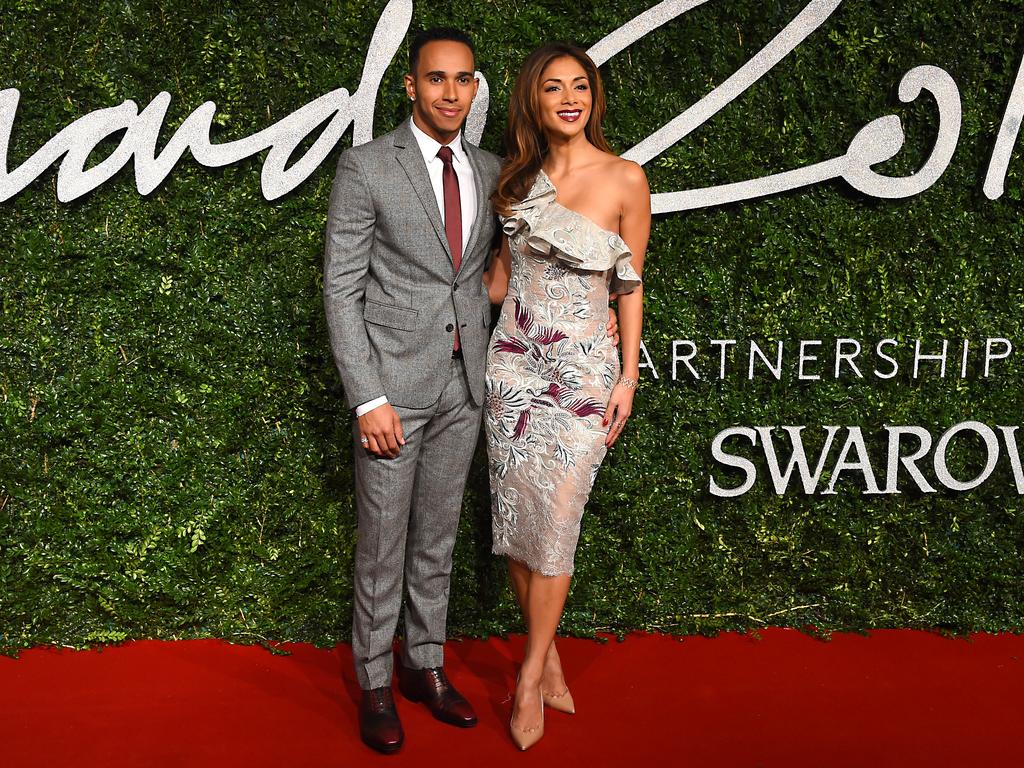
[411,113,460,146]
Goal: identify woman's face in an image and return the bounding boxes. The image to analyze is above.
[537,55,592,141]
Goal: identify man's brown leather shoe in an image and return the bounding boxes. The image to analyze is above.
[359,687,404,754]
[397,664,478,727]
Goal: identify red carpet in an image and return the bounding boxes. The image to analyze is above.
[1,630,1021,767]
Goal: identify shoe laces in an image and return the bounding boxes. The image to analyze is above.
[366,687,395,712]
[425,667,450,691]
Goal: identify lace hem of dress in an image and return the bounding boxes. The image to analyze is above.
[491,543,576,577]
[500,170,642,295]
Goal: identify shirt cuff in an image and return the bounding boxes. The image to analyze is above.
[354,395,389,417]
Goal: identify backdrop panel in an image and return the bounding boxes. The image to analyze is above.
[1,0,1022,650]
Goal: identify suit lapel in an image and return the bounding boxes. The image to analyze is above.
[461,142,490,263]
[393,120,454,264]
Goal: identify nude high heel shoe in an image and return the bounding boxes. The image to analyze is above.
[510,677,544,750]
[542,685,576,714]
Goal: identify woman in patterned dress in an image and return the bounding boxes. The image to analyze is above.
[483,43,650,749]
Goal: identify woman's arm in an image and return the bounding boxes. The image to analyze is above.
[484,235,513,305]
[604,161,651,447]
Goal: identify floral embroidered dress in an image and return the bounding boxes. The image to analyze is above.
[484,170,642,576]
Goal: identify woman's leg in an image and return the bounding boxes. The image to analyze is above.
[507,557,530,618]
[512,568,572,731]
[507,559,568,697]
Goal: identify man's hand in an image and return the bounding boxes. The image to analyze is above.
[606,300,620,347]
[358,403,406,459]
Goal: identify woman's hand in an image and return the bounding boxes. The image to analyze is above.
[603,382,636,447]
[606,304,619,346]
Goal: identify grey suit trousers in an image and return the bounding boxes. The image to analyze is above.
[351,356,482,690]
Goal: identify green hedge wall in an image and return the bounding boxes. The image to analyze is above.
[2,0,1023,651]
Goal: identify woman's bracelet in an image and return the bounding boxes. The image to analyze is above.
[617,375,639,390]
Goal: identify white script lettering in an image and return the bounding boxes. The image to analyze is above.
[0,0,1018,208]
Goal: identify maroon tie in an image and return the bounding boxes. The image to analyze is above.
[437,145,462,351]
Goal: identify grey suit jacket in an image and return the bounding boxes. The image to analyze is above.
[324,118,501,410]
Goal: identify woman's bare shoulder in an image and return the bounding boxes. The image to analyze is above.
[594,157,649,215]
[588,153,647,185]
[591,153,647,190]
[613,157,648,190]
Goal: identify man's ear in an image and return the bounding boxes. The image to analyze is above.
[404,73,416,101]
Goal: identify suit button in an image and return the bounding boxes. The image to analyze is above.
[453,283,459,291]
[446,323,454,332]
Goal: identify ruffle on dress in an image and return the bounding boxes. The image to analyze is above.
[501,170,642,295]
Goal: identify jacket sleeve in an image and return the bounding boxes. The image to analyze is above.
[323,149,385,408]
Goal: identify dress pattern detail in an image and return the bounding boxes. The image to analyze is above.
[484,170,641,576]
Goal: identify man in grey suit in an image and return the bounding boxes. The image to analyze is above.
[323,28,497,754]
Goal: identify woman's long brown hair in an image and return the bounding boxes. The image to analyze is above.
[493,43,613,217]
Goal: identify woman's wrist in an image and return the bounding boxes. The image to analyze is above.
[617,373,639,390]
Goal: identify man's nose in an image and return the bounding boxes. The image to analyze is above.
[443,80,457,101]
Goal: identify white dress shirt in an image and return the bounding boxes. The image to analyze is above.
[409,115,477,255]
[354,117,477,418]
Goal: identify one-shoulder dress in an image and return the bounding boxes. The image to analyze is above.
[483,170,642,576]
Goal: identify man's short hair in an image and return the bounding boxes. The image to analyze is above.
[408,27,476,76]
